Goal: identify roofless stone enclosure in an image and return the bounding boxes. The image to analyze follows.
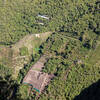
[23,55,54,93]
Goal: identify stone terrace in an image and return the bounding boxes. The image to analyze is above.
[23,55,53,93]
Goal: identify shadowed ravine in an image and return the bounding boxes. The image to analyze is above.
[74,79,100,100]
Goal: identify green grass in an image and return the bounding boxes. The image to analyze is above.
[87,46,100,66]
[0,32,52,78]
[19,46,29,56]
[16,84,29,100]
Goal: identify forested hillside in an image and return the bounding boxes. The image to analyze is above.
[0,0,100,100]
[0,0,99,45]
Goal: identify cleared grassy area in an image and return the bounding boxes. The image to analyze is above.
[0,32,52,78]
[87,46,100,66]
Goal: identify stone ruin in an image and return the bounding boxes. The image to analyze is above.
[23,55,54,93]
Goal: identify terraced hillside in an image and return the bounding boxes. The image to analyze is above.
[0,32,52,78]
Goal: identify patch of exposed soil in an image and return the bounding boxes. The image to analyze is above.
[23,55,54,93]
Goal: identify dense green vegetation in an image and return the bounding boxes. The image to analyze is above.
[0,0,99,45]
[0,64,12,77]
[0,0,100,100]
[0,64,17,100]
[38,32,100,100]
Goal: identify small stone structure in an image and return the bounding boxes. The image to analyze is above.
[23,70,53,93]
[23,55,54,93]
[38,14,49,20]
[35,34,40,38]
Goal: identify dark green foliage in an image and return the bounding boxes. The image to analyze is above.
[39,33,100,100]
[0,64,12,77]
[74,80,100,100]
[0,76,18,100]
[0,0,100,100]
[0,0,99,45]
[15,84,29,100]
[0,64,18,100]
[43,58,62,74]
